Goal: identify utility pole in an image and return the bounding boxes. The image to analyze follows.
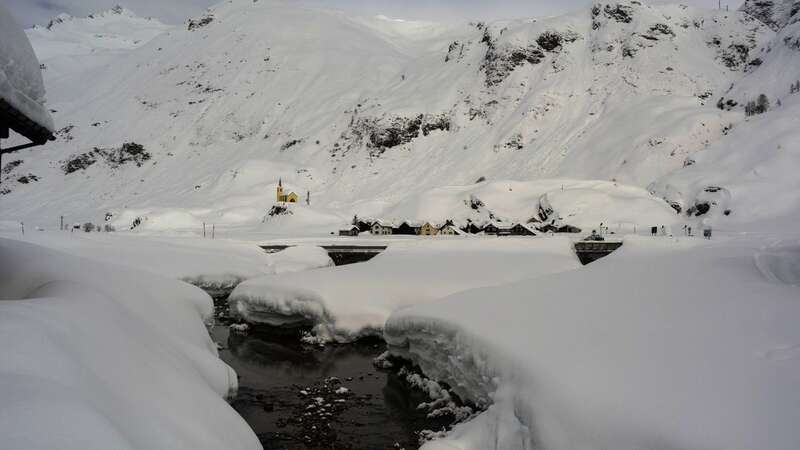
[60,215,64,231]
[203,222,206,238]
[21,221,24,236]
[212,224,215,240]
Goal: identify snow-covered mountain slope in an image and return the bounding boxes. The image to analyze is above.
[725,0,800,103]
[1,0,796,233]
[25,6,170,101]
[740,0,800,30]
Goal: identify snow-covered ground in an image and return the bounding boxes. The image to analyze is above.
[2,0,799,448]
[0,237,260,450]
[384,234,800,450]
[382,178,680,231]
[0,227,335,293]
[228,237,582,341]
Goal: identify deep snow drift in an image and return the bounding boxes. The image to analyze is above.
[0,230,334,294]
[384,235,800,450]
[0,238,260,450]
[228,237,582,341]
[0,3,54,133]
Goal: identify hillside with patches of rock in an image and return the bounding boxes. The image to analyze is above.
[2,0,797,234]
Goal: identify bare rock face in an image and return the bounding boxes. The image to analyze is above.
[336,113,452,157]
[740,0,800,30]
[187,14,214,31]
[480,28,546,87]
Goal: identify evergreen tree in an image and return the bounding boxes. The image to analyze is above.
[745,101,755,116]
[756,94,770,114]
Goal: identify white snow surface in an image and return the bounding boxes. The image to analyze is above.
[228,237,582,340]
[2,0,797,237]
[0,237,260,450]
[384,235,800,450]
[650,96,800,231]
[0,230,334,292]
[264,244,333,274]
[26,7,170,103]
[0,230,274,292]
[382,178,679,230]
[0,3,54,132]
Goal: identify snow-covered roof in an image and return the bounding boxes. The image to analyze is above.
[486,221,510,230]
[513,223,538,234]
[0,3,54,141]
[441,224,466,235]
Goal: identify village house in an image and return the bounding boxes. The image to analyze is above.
[276,179,298,203]
[461,221,484,234]
[355,218,375,233]
[509,223,537,236]
[339,225,360,236]
[483,222,500,235]
[394,220,422,235]
[483,221,511,236]
[419,222,439,236]
[371,221,393,235]
[439,224,466,236]
[538,223,582,234]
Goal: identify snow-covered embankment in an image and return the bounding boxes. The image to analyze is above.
[228,238,582,342]
[384,236,800,450]
[0,238,261,449]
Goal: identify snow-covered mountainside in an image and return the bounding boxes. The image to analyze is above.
[25,6,170,101]
[1,0,798,234]
[740,0,800,30]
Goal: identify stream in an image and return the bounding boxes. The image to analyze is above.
[210,297,457,450]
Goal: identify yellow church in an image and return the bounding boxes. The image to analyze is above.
[276,179,298,203]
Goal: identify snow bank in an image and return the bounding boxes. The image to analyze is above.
[385,236,800,450]
[264,244,333,274]
[1,231,274,294]
[0,3,54,132]
[0,238,260,450]
[229,237,582,340]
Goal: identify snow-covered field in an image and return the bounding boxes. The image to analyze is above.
[385,235,800,450]
[229,237,582,341]
[0,238,260,450]
[0,227,338,292]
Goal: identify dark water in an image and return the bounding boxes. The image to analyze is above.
[210,300,453,450]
